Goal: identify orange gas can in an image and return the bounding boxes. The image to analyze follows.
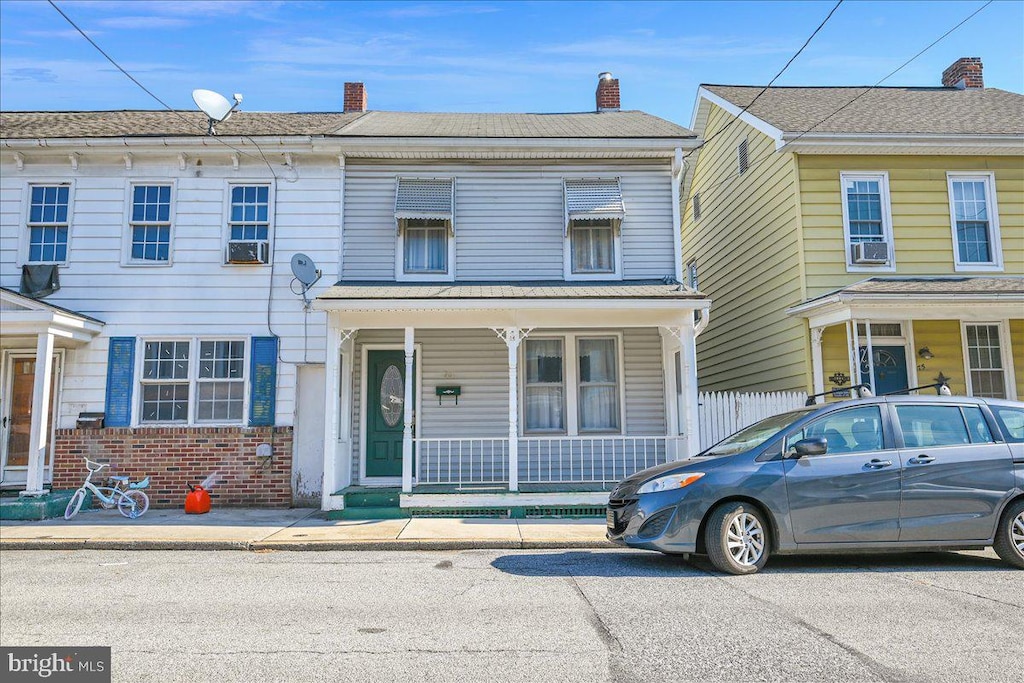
[185,485,211,514]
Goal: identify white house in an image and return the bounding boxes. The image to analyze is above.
[0,75,708,515]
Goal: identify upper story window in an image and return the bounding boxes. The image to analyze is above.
[27,184,70,264]
[129,184,172,264]
[226,184,271,265]
[840,172,894,272]
[947,172,1002,271]
[563,178,624,280]
[395,177,455,281]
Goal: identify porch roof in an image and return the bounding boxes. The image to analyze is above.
[787,276,1024,327]
[0,287,104,345]
[317,279,704,300]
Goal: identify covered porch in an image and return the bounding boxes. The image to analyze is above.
[788,277,1023,401]
[313,281,709,511]
[0,288,103,496]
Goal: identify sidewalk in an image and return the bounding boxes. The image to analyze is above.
[0,508,613,551]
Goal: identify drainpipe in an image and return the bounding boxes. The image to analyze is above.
[671,148,685,284]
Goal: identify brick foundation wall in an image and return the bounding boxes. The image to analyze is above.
[53,427,293,508]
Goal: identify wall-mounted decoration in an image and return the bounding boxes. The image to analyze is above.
[828,372,850,386]
[436,386,461,405]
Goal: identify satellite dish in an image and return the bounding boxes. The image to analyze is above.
[291,253,319,286]
[192,89,243,135]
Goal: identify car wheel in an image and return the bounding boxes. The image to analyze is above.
[993,499,1024,570]
[705,502,770,575]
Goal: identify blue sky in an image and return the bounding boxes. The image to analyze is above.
[1,1,1021,125]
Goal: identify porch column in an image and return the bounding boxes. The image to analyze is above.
[679,319,701,460]
[22,331,55,496]
[492,327,526,492]
[863,319,876,395]
[402,327,415,493]
[810,326,825,403]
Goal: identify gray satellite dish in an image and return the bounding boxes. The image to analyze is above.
[290,253,322,308]
[192,88,243,135]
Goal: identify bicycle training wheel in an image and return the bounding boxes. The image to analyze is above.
[117,490,150,519]
[64,489,87,520]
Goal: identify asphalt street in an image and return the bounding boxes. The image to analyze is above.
[0,549,1020,683]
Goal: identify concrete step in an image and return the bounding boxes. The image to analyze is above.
[328,506,409,521]
[343,489,400,509]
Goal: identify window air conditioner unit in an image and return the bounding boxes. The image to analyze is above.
[851,241,889,264]
[227,240,269,264]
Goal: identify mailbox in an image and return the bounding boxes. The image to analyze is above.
[435,386,461,405]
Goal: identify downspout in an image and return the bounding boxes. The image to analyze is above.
[670,147,685,284]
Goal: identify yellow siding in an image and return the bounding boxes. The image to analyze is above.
[1008,319,1024,400]
[798,155,1024,298]
[681,105,806,392]
[821,325,851,393]
[911,320,967,395]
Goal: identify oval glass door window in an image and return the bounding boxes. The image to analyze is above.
[380,365,404,427]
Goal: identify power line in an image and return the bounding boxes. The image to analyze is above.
[685,0,994,211]
[690,0,844,158]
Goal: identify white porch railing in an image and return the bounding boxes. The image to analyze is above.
[698,390,808,449]
[519,436,685,486]
[415,438,509,487]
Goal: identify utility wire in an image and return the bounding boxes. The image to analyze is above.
[686,0,994,210]
[690,0,844,157]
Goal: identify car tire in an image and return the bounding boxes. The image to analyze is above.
[992,498,1024,570]
[705,501,770,575]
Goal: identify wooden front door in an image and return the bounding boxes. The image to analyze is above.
[2,354,60,484]
[859,345,909,396]
[365,350,414,478]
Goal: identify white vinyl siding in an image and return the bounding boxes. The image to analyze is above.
[947,172,1003,272]
[342,162,676,281]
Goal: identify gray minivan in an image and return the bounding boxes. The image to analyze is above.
[607,396,1024,574]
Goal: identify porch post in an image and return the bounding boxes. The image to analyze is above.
[402,327,415,493]
[505,328,521,493]
[679,318,701,460]
[810,326,825,403]
[22,331,55,496]
[864,319,876,395]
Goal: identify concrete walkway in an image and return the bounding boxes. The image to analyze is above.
[0,508,612,551]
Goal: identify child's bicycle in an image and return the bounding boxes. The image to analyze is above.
[64,457,151,520]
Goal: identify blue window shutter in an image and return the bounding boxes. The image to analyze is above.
[105,337,135,427]
[249,336,278,426]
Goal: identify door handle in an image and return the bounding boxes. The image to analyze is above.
[908,455,935,465]
[865,459,893,469]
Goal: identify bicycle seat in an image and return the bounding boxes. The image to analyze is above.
[108,475,130,482]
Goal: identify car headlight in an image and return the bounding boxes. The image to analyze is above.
[636,472,705,495]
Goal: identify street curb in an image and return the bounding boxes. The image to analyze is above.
[1,538,615,552]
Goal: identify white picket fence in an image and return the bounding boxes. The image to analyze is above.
[698,390,808,449]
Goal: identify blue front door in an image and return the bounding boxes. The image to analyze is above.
[860,345,908,395]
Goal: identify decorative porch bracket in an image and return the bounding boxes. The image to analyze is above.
[491,327,533,492]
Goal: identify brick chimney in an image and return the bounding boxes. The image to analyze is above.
[344,82,367,113]
[596,72,620,112]
[941,58,984,89]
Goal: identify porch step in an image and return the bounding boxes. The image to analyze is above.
[328,506,409,521]
[341,488,401,509]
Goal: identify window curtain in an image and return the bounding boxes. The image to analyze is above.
[525,339,564,431]
[578,338,619,430]
[405,226,447,272]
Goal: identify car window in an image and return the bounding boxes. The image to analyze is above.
[790,406,883,455]
[895,405,970,447]
[699,408,816,457]
[961,406,994,444]
[992,406,1024,443]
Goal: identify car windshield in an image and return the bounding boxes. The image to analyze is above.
[698,408,817,457]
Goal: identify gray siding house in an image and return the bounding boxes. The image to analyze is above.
[0,75,708,515]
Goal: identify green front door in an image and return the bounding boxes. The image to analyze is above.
[365,350,413,478]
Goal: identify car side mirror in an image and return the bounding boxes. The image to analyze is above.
[789,437,828,458]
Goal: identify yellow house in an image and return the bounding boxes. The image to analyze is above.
[682,58,1023,402]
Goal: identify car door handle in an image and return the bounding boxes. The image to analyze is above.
[908,455,935,465]
[865,459,893,469]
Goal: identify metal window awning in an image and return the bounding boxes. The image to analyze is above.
[563,178,625,236]
[395,177,455,234]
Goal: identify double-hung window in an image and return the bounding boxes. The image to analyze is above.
[129,184,172,263]
[140,339,246,424]
[564,178,624,280]
[395,177,455,280]
[840,172,894,271]
[947,173,1002,271]
[962,323,1010,399]
[523,335,622,434]
[27,184,70,264]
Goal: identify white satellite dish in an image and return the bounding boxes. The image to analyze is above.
[290,253,319,286]
[192,89,243,135]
